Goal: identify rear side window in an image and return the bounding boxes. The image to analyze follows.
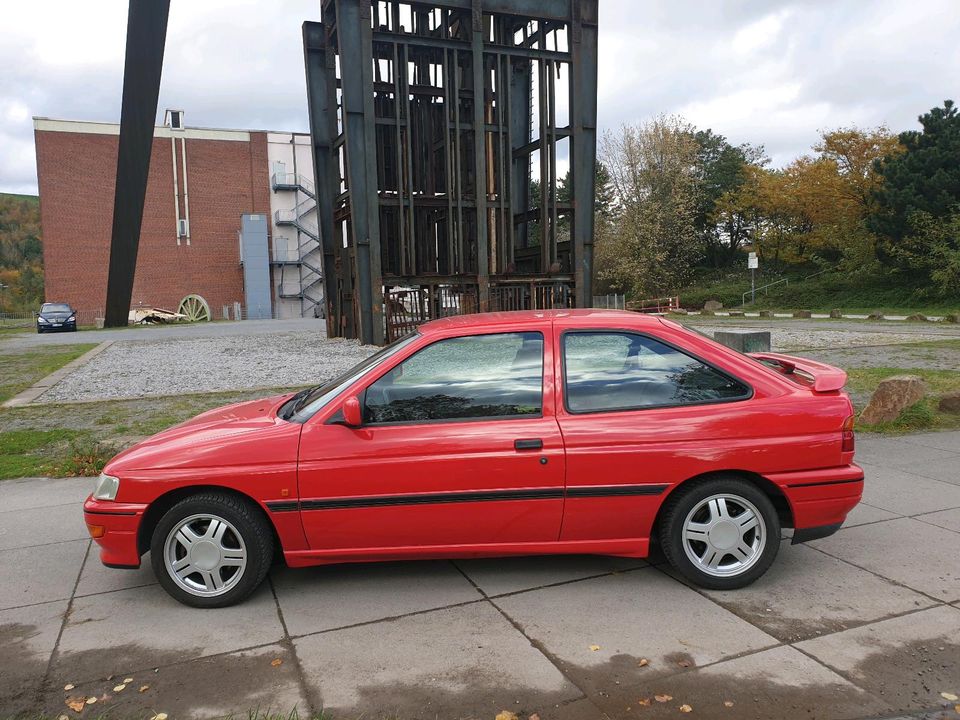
[563,331,750,414]
[364,332,544,423]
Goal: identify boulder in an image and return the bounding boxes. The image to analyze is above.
[700,309,714,316]
[867,311,885,321]
[703,300,724,311]
[939,392,960,414]
[906,314,929,322]
[860,375,928,425]
[944,313,959,324]
[758,310,773,318]
[793,309,812,318]
[669,308,689,315]
[728,310,745,317]
[829,308,843,319]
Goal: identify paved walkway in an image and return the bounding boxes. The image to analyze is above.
[2,432,959,720]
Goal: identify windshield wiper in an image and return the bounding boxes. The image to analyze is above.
[279,387,314,420]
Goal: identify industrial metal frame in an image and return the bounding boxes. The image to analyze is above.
[304,0,598,344]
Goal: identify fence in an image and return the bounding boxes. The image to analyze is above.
[0,311,33,329]
[630,296,680,313]
[592,294,626,310]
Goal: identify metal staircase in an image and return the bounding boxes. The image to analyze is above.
[271,172,324,318]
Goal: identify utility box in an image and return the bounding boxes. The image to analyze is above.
[713,330,771,353]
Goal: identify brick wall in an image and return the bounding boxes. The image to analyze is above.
[35,128,272,321]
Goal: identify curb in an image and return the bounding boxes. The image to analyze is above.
[2,341,114,408]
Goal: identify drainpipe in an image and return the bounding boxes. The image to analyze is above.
[180,136,191,245]
[171,135,180,245]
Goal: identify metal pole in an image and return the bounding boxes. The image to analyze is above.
[751,268,756,304]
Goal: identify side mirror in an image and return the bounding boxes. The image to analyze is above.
[342,395,362,428]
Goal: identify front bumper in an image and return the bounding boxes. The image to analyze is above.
[83,496,148,568]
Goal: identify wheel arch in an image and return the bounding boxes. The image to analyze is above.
[137,485,283,558]
[656,470,795,532]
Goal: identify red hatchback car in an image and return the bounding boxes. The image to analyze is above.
[84,310,863,607]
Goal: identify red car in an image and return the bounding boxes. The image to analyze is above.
[83,310,862,607]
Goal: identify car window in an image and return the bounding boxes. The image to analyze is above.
[42,303,71,312]
[563,331,750,413]
[364,332,544,424]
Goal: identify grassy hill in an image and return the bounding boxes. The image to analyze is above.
[0,192,43,313]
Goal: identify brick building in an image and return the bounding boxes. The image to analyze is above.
[33,114,321,323]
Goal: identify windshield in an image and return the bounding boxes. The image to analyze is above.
[281,333,419,423]
[42,303,71,313]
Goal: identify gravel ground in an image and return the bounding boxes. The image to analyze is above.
[32,319,960,404]
[38,332,377,403]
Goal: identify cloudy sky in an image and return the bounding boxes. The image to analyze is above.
[1,0,957,194]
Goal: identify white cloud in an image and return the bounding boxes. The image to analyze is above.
[1,0,958,193]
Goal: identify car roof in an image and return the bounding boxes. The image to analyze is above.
[419,308,664,334]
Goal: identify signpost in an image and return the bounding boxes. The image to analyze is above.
[748,252,758,303]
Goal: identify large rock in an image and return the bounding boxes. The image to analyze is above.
[860,375,928,424]
[906,314,929,322]
[794,309,812,318]
[939,391,960,414]
[829,308,843,319]
[703,300,723,311]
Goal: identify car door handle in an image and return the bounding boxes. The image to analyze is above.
[514,438,543,451]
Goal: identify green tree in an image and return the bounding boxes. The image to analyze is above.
[869,100,960,272]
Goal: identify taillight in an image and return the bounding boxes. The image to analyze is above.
[842,415,855,453]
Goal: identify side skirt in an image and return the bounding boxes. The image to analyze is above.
[283,538,649,568]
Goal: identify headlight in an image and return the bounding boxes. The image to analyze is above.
[38,316,49,323]
[68,315,76,322]
[93,473,120,500]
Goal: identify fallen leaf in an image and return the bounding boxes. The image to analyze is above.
[113,684,127,692]
[85,697,97,705]
[678,660,691,668]
[123,677,133,683]
[638,658,649,667]
[150,714,169,720]
[495,712,519,720]
[139,685,150,693]
[65,697,85,713]
[655,694,673,703]
[271,658,283,667]
[637,698,651,706]
[529,715,540,720]
[723,700,734,708]
[58,715,69,720]
[589,644,601,652]
[941,692,959,701]
[679,705,692,713]
[954,705,960,714]
[63,684,75,691]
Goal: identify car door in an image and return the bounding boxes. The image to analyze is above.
[296,325,565,551]
[553,323,755,544]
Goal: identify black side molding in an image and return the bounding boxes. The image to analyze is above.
[792,522,843,545]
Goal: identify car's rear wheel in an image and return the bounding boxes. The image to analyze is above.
[659,476,780,590]
[150,492,273,608]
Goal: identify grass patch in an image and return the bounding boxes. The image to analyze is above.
[0,429,81,478]
[846,367,960,434]
[0,343,99,403]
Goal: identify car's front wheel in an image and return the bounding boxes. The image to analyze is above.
[659,476,780,590]
[150,492,273,608]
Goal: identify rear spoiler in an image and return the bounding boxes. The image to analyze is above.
[748,352,847,393]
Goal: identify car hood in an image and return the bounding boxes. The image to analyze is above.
[39,311,74,320]
[104,393,299,473]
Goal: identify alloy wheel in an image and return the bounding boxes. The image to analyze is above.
[680,493,766,578]
[163,513,247,596]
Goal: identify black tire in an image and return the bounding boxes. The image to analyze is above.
[150,492,274,608]
[659,475,780,590]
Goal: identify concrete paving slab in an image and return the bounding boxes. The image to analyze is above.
[859,461,960,516]
[272,560,480,636]
[455,554,647,596]
[796,606,960,713]
[896,431,960,454]
[0,501,89,551]
[843,501,902,527]
[74,551,157,597]
[293,601,581,717]
[0,539,88,610]
[812,518,960,602]
[914,508,960,534]
[42,643,308,720]
[596,645,886,720]
[857,437,958,469]
[52,583,285,684]
[0,475,92,512]
[494,567,777,698]
[899,456,960,486]
[0,600,68,715]
[689,544,933,642]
